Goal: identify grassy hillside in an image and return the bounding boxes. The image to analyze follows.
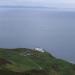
[0,48,75,75]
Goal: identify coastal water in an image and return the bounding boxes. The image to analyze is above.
[0,8,75,63]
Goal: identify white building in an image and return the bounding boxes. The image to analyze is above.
[34,48,45,53]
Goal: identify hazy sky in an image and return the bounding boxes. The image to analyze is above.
[0,0,75,8]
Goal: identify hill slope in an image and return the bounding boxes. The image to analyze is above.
[0,48,75,75]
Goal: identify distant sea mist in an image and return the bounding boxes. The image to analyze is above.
[0,8,75,63]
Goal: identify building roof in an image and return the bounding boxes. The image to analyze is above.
[34,48,45,52]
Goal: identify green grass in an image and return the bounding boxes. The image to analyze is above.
[0,48,75,75]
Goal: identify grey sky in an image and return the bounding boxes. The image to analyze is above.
[0,0,75,8]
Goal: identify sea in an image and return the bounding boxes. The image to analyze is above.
[0,7,75,63]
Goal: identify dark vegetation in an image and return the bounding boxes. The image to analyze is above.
[0,69,48,75]
[0,48,75,75]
